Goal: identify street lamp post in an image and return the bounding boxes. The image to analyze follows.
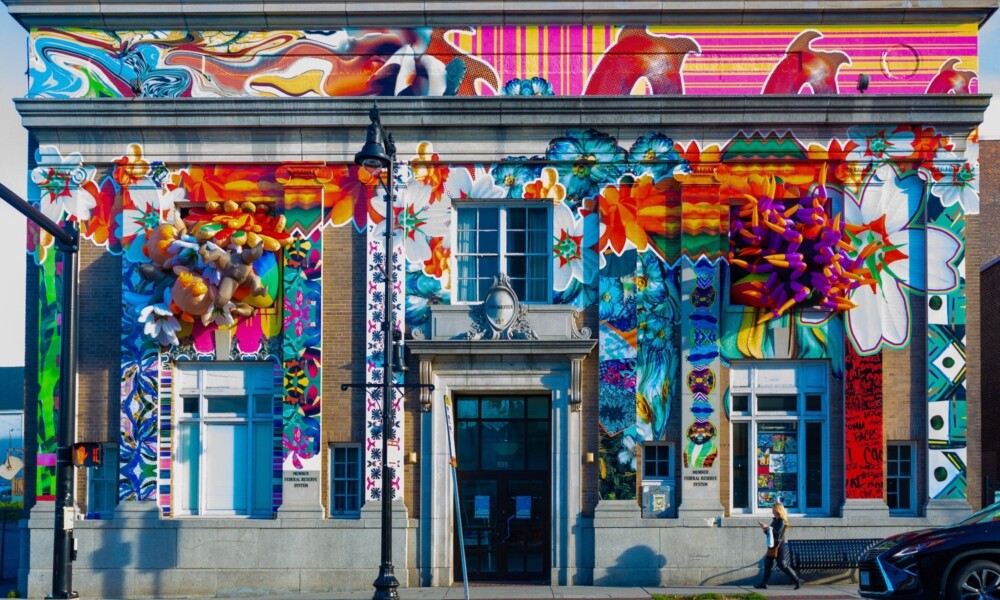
[355,103,400,600]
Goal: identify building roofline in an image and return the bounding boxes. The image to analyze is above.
[2,0,998,29]
[15,94,989,163]
[16,94,991,131]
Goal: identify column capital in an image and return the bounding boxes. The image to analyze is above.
[676,164,720,186]
[275,162,336,187]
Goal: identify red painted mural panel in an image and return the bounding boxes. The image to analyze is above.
[845,345,884,499]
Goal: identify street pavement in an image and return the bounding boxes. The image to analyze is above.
[0,581,866,599]
[240,584,865,600]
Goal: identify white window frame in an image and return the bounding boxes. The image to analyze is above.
[886,441,917,515]
[174,362,274,518]
[85,442,119,518]
[329,443,363,518]
[452,202,552,304]
[729,361,830,516]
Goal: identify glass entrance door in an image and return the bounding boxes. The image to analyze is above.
[455,395,550,582]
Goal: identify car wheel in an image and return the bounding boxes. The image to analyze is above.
[949,560,1000,600]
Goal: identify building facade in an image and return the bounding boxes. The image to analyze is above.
[6,0,993,596]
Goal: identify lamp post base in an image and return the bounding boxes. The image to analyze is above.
[373,563,400,600]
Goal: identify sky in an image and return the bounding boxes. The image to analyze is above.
[0,9,997,369]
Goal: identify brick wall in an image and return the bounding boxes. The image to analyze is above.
[982,259,999,506]
[980,140,1000,266]
[321,224,368,513]
[21,240,121,511]
[73,243,122,511]
[968,212,982,509]
[980,139,999,507]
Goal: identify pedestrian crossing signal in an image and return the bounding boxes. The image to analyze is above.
[72,442,103,467]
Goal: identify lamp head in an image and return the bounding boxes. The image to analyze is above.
[355,119,392,171]
[857,73,870,94]
[392,329,408,372]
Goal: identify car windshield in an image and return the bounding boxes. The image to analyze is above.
[956,501,1000,525]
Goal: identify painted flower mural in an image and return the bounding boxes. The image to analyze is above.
[502,77,554,96]
[929,134,979,214]
[843,163,961,354]
[629,133,688,182]
[492,158,543,198]
[848,126,916,162]
[595,173,677,260]
[547,129,627,203]
[728,167,879,322]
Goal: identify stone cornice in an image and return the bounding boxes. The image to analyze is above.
[17,95,991,130]
[3,0,997,28]
[15,95,991,163]
[407,339,596,358]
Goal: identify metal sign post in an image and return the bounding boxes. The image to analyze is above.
[443,396,469,600]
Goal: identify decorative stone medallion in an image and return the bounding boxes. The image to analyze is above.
[465,274,538,340]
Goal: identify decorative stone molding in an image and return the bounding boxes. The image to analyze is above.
[570,310,592,341]
[275,162,334,187]
[419,357,433,412]
[408,296,596,411]
[463,274,537,341]
[16,95,989,164]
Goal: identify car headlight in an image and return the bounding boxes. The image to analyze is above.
[892,541,941,559]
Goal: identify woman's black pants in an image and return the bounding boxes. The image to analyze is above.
[761,546,799,584]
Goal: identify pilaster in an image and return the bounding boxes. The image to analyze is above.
[677,167,725,517]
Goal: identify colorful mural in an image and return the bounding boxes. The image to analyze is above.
[845,347,884,499]
[598,259,638,500]
[365,214,406,502]
[682,258,720,470]
[28,25,977,100]
[35,253,59,501]
[926,152,970,500]
[720,308,845,376]
[281,229,323,473]
[34,126,978,502]
[17,0,986,511]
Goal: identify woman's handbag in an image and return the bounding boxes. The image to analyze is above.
[765,543,780,558]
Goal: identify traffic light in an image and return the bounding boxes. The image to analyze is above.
[71,442,103,467]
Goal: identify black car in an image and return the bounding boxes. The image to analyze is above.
[859,501,1000,599]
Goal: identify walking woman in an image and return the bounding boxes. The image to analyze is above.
[755,502,803,589]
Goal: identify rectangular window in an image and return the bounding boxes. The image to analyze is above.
[330,445,362,517]
[729,361,829,515]
[805,421,823,509]
[643,443,673,479]
[887,442,916,514]
[455,205,549,303]
[757,422,799,509]
[174,363,274,517]
[733,423,750,510]
[86,443,119,518]
[642,443,676,518]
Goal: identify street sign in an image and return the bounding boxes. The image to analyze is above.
[72,442,103,467]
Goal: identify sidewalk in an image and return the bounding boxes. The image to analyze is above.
[274,584,864,600]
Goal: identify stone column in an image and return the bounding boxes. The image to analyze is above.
[837,162,890,517]
[276,163,329,517]
[924,155,971,522]
[677,167,724,517]
[842,345,889,517]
